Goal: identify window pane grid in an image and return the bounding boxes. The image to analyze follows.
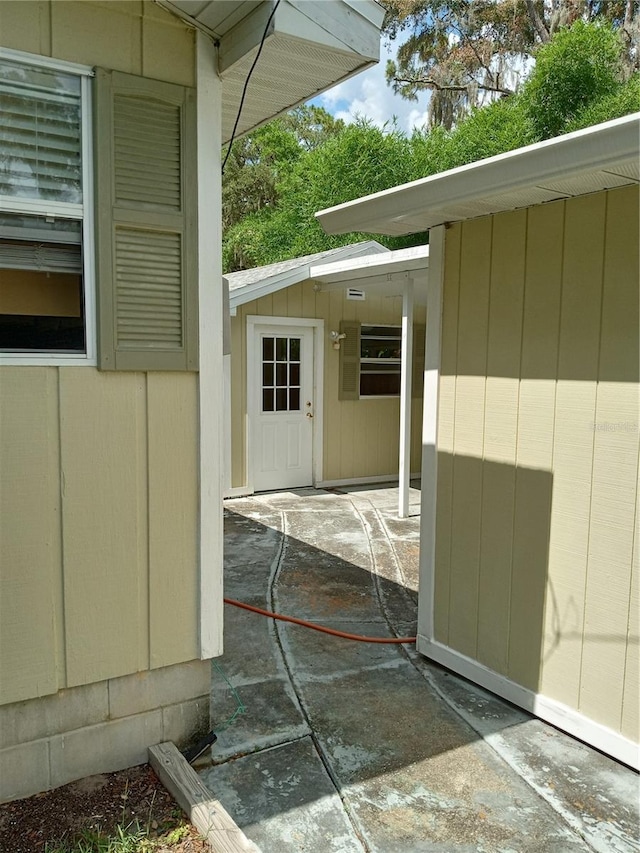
[261,335,302,413]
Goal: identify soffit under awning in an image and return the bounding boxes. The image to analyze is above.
[157,0,385,143]
[311,244,429,306]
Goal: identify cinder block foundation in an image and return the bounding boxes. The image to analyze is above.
[0,659,211,803]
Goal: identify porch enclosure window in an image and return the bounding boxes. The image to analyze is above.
[338,320,425,401]
[261,335,301,412]
[360,324,401,396]
[0,54,89,355]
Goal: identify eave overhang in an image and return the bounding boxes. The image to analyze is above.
[316,113,640,237]
[310,244,429,304]
[226,239,388,309]
[157,0,385,143]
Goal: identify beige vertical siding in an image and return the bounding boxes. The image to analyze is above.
[0,369,62,703]
[0,0,195,85]
[0,369,199,704]
[435,185,640,738]
[0,2,198,705]
[147,374,199,669]
[230,280,425,488]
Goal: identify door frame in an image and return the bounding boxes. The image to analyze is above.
[246,315,324,493]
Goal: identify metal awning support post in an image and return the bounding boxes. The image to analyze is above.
[398,276,414,518]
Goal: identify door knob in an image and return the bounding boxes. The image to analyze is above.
[306,412,314,418]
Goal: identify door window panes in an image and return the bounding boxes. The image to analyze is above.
[261,335,302,412]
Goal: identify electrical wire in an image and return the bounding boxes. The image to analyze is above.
[212,659,247,731]
[221,0,281,175]
[224,597,417,644]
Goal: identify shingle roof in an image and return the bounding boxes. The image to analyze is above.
[225,240,389,307]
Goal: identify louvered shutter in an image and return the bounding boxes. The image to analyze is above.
[338,321,361,401]
[412,324,426,398]
[94,69,198,371]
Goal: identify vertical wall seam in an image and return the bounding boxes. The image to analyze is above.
[544,200,566,698]
[577,193,608,713]
[145,374,152,669]
[620,438,640,733]
[474,217,493,660]
[46,0,53,58]
[139,1,145,78]
[56,368,68,690]
[506,210,528,680]
[446,225,462,646]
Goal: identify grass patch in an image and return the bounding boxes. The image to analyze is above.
[44,818,197,852]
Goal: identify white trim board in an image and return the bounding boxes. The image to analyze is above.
[418,635,640,771]
[225,473,422,497]
[196,32,223,660]
[223,485,254,499]
[317,472,421,489]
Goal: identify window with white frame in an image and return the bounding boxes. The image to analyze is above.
[359,324,402,397]
[0,51,94,361]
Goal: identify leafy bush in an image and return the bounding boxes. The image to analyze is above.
[520,20,626,139]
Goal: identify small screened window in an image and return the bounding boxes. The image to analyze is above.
[0,53,92,360]
[360,324,401,397]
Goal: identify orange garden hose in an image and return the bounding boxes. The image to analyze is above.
[224,597,417,644]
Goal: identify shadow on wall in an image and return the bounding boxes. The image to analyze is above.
[434,455,553,693]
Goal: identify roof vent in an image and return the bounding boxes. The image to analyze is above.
[346,288,365,301]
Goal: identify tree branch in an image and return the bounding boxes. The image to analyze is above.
[394,75,514,96]
[525,0,550,42]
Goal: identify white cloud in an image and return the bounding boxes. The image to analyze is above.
[311,44,431,135]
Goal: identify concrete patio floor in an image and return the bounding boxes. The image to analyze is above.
[199,485,639,853]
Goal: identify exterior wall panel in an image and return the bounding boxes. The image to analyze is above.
[0,0,194,85]
[230,279,425,489]
[0,369,62,704]
[448,217,492,659]
[148,373,199,668]
[578,186,639,730]
[0,1,199,705]
[477,210,525,674]
[435,185,640,741]
[60,370,148,687]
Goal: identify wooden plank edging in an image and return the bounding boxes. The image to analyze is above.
[149,742,260,853]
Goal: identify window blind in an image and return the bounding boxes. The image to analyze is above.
[0,59,82,204]
[0,240,81,274]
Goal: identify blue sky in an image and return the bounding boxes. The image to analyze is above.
[310,41,432,134]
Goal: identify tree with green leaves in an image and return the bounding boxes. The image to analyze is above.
[223,119,421,271]
[222,105,344,232]
[222,20,639,272]
[382,0,638,129]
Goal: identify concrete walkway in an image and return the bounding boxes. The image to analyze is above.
[199,486,639,853]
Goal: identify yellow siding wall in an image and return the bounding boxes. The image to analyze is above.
[435,186,640,740]
[0,0,194,86]
[230,280,425,487]
[0,2,198,705]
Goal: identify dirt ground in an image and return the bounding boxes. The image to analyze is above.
[0,764,209,852]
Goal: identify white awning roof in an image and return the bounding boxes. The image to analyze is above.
[158,0,385,143]
[226,240,389,309]
[311,243,429,304]
[316,113,640,236]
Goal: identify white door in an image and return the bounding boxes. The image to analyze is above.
[251,323,315,491]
